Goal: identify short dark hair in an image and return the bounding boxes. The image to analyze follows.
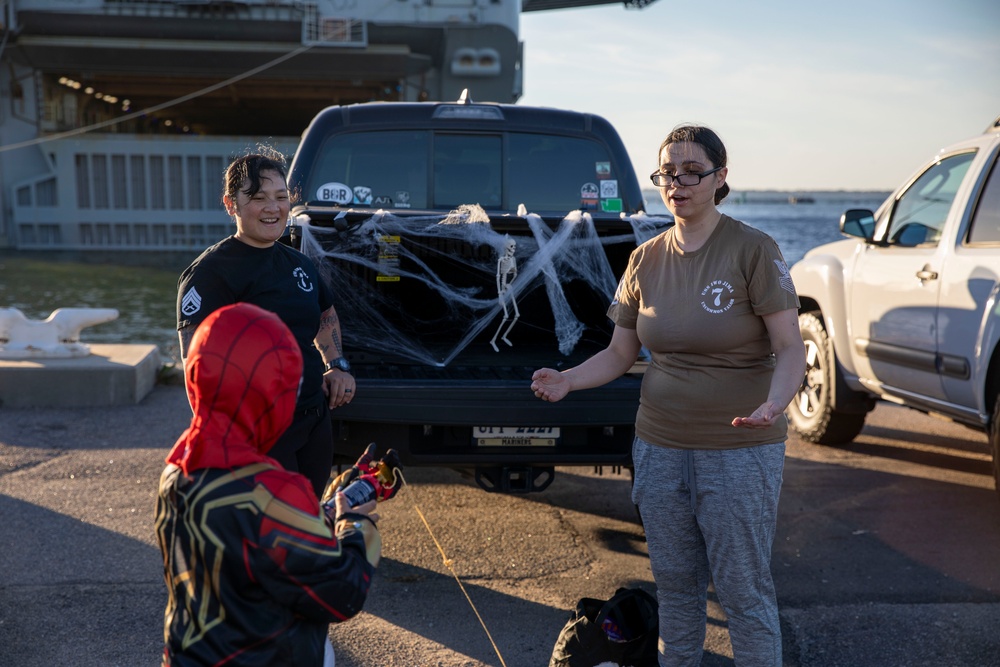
[223,145,288,204]
[658,125,730,205]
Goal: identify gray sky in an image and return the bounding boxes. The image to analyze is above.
[518,0,1000,191]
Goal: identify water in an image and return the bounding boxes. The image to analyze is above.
[645,189,891,265]
[0,191,889,361]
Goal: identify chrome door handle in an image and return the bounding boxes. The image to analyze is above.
[916,265,938,282]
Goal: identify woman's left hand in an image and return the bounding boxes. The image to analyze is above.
[323,369,356,408]
[732,400,781,429]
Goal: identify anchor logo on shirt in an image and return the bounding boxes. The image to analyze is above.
[293,267,314,292]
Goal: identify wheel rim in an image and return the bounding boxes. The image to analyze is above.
[796,339,824,418]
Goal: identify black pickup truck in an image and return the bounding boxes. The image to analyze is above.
[285,95,668,492]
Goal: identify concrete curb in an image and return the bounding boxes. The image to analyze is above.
[0,344,160,407]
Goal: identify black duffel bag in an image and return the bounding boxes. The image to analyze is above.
[549,587,659,667]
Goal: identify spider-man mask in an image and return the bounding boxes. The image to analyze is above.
[167,302,303,474]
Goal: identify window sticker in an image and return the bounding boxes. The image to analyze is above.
[377,235,401,282]
[601,198,622,213]
[316,182,353,204]
[353,186,373,205]
[373,195,394,207]
[581,199,599,211]
[596,161,611,177]
[581,182,599,200]
[395,191,412,209]
[600,179,618,199]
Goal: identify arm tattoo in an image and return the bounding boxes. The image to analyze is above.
[321,308,339,329]
[318,307,344,358]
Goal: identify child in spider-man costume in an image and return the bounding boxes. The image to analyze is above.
[155,302,381,666]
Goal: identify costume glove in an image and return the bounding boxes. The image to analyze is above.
[322,443,403,510]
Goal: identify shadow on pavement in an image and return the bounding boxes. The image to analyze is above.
[836,437,992,476]
[777,458,1000,607]
[0,495,163,667]
[333,555,659,667]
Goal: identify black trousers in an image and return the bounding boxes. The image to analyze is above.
[268,400,334,499]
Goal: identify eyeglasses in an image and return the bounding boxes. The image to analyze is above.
[649,165,723,187]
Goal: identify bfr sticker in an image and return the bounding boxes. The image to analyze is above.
[316,182,352,205]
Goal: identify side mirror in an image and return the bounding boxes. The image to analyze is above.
[840,209,876,241]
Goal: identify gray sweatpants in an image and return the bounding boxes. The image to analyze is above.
[631,436,785,667]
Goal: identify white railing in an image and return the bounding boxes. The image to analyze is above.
[11,134,299,250]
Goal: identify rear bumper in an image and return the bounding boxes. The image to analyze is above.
[336,374,641,425]
[329,374,641,467]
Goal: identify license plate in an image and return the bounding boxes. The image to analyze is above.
[475,426,560,447]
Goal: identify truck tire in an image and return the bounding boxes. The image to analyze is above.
[786,311,867,444]
[990,395,1000,502]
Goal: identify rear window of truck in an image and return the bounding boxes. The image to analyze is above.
[301,130,626,214]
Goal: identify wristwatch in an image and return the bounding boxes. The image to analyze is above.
[325,357,351,373]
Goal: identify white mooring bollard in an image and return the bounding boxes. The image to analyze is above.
[0,307,119,359]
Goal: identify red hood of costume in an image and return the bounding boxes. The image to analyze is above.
[166,302,303,474]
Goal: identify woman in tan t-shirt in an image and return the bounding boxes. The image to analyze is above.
[532,125,806,667]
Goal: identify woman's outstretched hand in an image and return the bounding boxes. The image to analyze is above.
[531,368,570,402]
[732,401,782,429]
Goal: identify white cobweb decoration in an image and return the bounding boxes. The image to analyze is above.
[296,205,668,367]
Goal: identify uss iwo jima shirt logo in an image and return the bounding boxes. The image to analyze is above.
[700,279,735,314]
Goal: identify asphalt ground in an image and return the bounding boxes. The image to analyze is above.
[2,384,999,666]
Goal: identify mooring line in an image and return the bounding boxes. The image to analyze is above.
[396,470,508,667]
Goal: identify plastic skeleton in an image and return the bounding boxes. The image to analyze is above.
[490,236,520,352]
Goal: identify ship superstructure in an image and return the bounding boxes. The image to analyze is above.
[0,0,656,250]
